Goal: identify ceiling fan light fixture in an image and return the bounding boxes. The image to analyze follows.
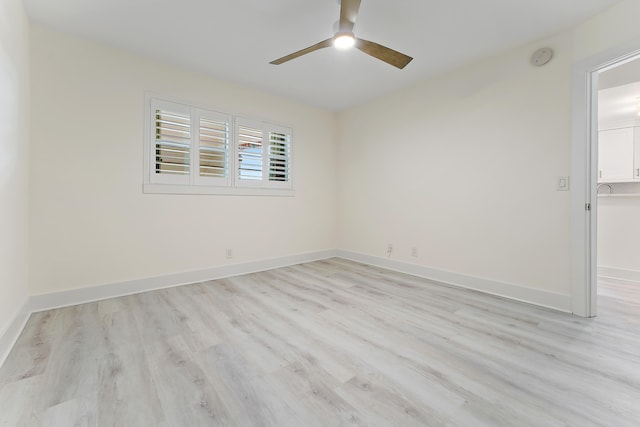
[333,32,355,49]
[269,0,413,69]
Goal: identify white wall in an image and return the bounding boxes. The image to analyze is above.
[338,33,573,295]
[597,180,640,282]
[571,0,640,62]
[0,0,29,338]
[337,0,640,303]
[28,26,338,295]
[598,194,640,281]
[24,0,640,306]
[599,58,640,90]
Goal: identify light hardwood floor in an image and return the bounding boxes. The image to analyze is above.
[1,258,639,426]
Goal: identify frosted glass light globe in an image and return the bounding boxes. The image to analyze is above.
[334,33,355,49]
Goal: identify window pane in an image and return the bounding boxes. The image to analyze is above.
[238,125,263,180]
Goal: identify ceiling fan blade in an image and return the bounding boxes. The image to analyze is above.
[355,38,413,69]
[270,38,334,65]
[339,0,361,32]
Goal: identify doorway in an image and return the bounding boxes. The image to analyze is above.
[571,40,640,317]
[595,59,640,317]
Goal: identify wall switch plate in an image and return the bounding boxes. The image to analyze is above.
[556,176,570,191]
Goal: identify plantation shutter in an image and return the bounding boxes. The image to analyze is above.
[150,99,191,185]
[267,127,291,184]
[264,123,292,189]
[196,110,232,186]
[236,118,263,184]
[147,98,293,193]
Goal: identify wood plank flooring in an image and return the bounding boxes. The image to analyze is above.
[1,258,639,426]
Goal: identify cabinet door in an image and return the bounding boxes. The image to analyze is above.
[598,127,635,182]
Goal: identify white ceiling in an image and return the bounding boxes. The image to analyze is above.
[23,0,621,111]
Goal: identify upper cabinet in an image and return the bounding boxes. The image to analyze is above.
[598,127,640,183]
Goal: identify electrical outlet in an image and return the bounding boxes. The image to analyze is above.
[411,247,418,257]
[387,244,393,255]
[226,248,233,259]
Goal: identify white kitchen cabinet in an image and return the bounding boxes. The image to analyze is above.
[598,127,640,183]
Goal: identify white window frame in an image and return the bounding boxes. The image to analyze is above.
[143,94,294,196]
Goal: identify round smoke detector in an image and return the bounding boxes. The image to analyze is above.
[531,48,554,66]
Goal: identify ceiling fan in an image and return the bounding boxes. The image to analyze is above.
[270,0,413,69]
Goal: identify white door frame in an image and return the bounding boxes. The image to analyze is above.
[571,38,640,317]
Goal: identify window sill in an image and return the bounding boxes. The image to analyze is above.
[143,184,295,197]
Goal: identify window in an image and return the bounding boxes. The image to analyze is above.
[235,119,292,189]
[145,96,292,195]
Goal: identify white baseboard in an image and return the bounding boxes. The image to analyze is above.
[2,247,573,368]
[0,250,336,368]
[0,298,31,369]
[598,266,640,284]
[336,250,572,313]
[29,249,338,312]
